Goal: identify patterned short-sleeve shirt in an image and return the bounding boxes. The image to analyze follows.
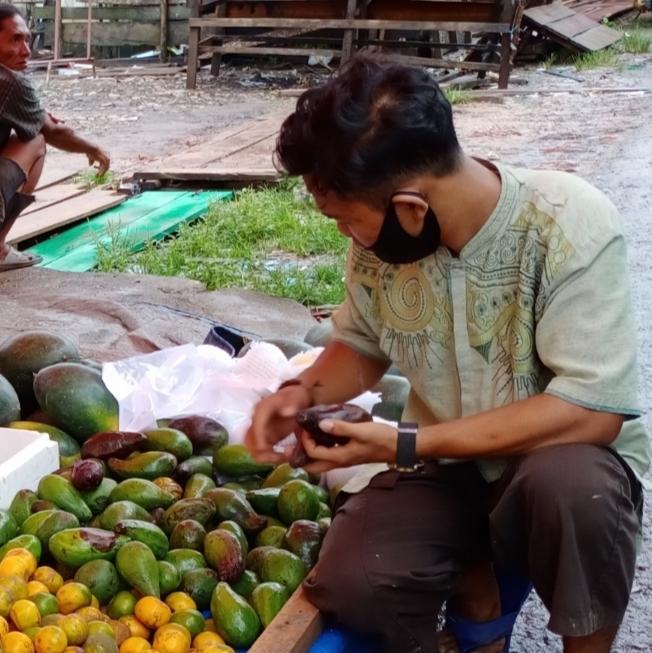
[332,162,651,491]
[0,64,45,151]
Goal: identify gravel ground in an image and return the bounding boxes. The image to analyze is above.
[29,53,652,652]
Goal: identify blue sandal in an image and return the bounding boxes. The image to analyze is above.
[444,573,532,653]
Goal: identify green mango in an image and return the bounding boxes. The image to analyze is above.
[0,510,19,547]
[0,534,42,561]
[115,540,160,598]
[21,509,79,546]
[109,479,176,510]
[37,474,93,522]
[277,479,320,525]
[164,549,207,577]
[283,519,322,567]
[8,490,38,527]
[166,416,229,456]
[49,527,129,567]
[183,474,216,499]
[203,530,244,584]
[84,632,119,653]
[159,498,216,535]
[108,451,177,480]
[262,463,309,488]
[169,520,206,551]
[318,517,331,534]
[173,456,213,485]
[74,559,121,605]
[230,569,259,599]
[245,546,277,577]
[210,581,261,649]
[255,525,287,549]
[203,488,267,533]
[158,560,181,595]
[213,445,274,478]
[180,568,218,611]
[7,421,80,458]
[114,520,169,559]
[251,581,291,627]
[80,478,118,515]
[259,548,308,592]
[316,501,332,520]
[143,428,193,461]
[216,521,248,558]
[99,501,153,531]
[246,487,280,517]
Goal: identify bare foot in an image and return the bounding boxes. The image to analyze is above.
[437,628,506,653]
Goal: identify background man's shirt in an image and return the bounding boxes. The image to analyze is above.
[332,163,651,492]
[0,64,45,151]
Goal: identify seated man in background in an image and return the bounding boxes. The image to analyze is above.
[0,3,110,270]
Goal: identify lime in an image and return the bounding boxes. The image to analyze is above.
[169,609,205,638]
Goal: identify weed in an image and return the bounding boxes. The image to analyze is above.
[444,88,473,105]
[620,30,651,54]
[572,48,619,71]
[97,181,349,307]
[542,52,558,69]
[74,169,115,191]
[95,220,135,272]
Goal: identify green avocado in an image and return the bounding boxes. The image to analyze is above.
[210,581,261,648]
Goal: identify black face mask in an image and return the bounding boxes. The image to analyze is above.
[368,191,441,264]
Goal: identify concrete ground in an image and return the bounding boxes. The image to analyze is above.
[26,50,652,651]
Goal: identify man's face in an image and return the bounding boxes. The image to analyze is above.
[0,15,31,71]
[304,175,385,248]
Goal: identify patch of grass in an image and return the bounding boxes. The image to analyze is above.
[74,169,115,191]
[444,88,472,105]
[542,52,558,69]
[95,220,136,272]
[619,30,652,54]
[97,181,349,307]
[572,48,619,71]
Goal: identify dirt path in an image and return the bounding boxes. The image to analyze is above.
[31,56,652,651]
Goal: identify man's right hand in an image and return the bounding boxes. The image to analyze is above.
[245,384,313,464]
[87,146,110,177]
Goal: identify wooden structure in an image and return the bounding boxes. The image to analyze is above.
[186,0,525,89]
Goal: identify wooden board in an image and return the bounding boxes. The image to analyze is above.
[563,0,633,22]
[22,183,86,216]
[249,587,323,653]
[133,113,286,181]
[7,189,126,244]
[523,2,621,51]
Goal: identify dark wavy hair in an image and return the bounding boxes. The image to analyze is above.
[275,57,462,208]
[0,4,22,28]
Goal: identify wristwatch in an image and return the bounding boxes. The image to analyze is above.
[393,422,424,472]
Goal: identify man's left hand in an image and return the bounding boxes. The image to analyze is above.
[301,419,398,475]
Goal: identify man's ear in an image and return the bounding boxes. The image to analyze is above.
[392,193,429,236]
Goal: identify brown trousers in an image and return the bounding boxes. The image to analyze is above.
[304,444,643,653]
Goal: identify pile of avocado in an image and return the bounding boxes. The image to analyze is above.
[0,332,332,649]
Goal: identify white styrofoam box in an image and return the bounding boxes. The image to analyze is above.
[0,428,59,510]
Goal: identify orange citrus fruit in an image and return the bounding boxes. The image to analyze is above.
[119,637,151,653]
[31,570,63,595]
[3,630,36,653]
[34,625,68,653]
[134,598,170,631]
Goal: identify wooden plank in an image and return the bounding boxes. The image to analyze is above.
[523,3,576,24]
[22,183,86,216]
[547,13,597,38]
[199,45,341,58]
[133,167,280,181]
[61,22,187,47]
[189,18,513,33]
[370,52,500,72]
[573,24,623,49]
[248,587,323,653]
[34,6,190,21]
[7,190,126,244]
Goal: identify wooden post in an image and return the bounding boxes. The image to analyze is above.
[86,0,92,60]
[53,0,62,60]
[340,0,357,62]
[186,24,199,89]
[160,0,168,63]
[497,32,511,88]
[210,1,227,77]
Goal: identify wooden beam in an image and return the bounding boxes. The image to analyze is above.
[189,18,513,33]
[248,587,323,653]
[54,0,62,59]
[187,25,199,89]
[160,0,168,62]
[199,45,341,58]
[133,168,281,182]
[33,6,190,21]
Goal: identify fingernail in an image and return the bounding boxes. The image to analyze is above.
[319,419,334,432]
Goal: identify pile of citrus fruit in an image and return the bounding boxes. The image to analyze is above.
[0,548,234,653]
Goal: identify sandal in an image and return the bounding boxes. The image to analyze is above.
[0,246,43,272]
[444,573,532,653]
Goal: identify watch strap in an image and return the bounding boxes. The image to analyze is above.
[395,422,422,472]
